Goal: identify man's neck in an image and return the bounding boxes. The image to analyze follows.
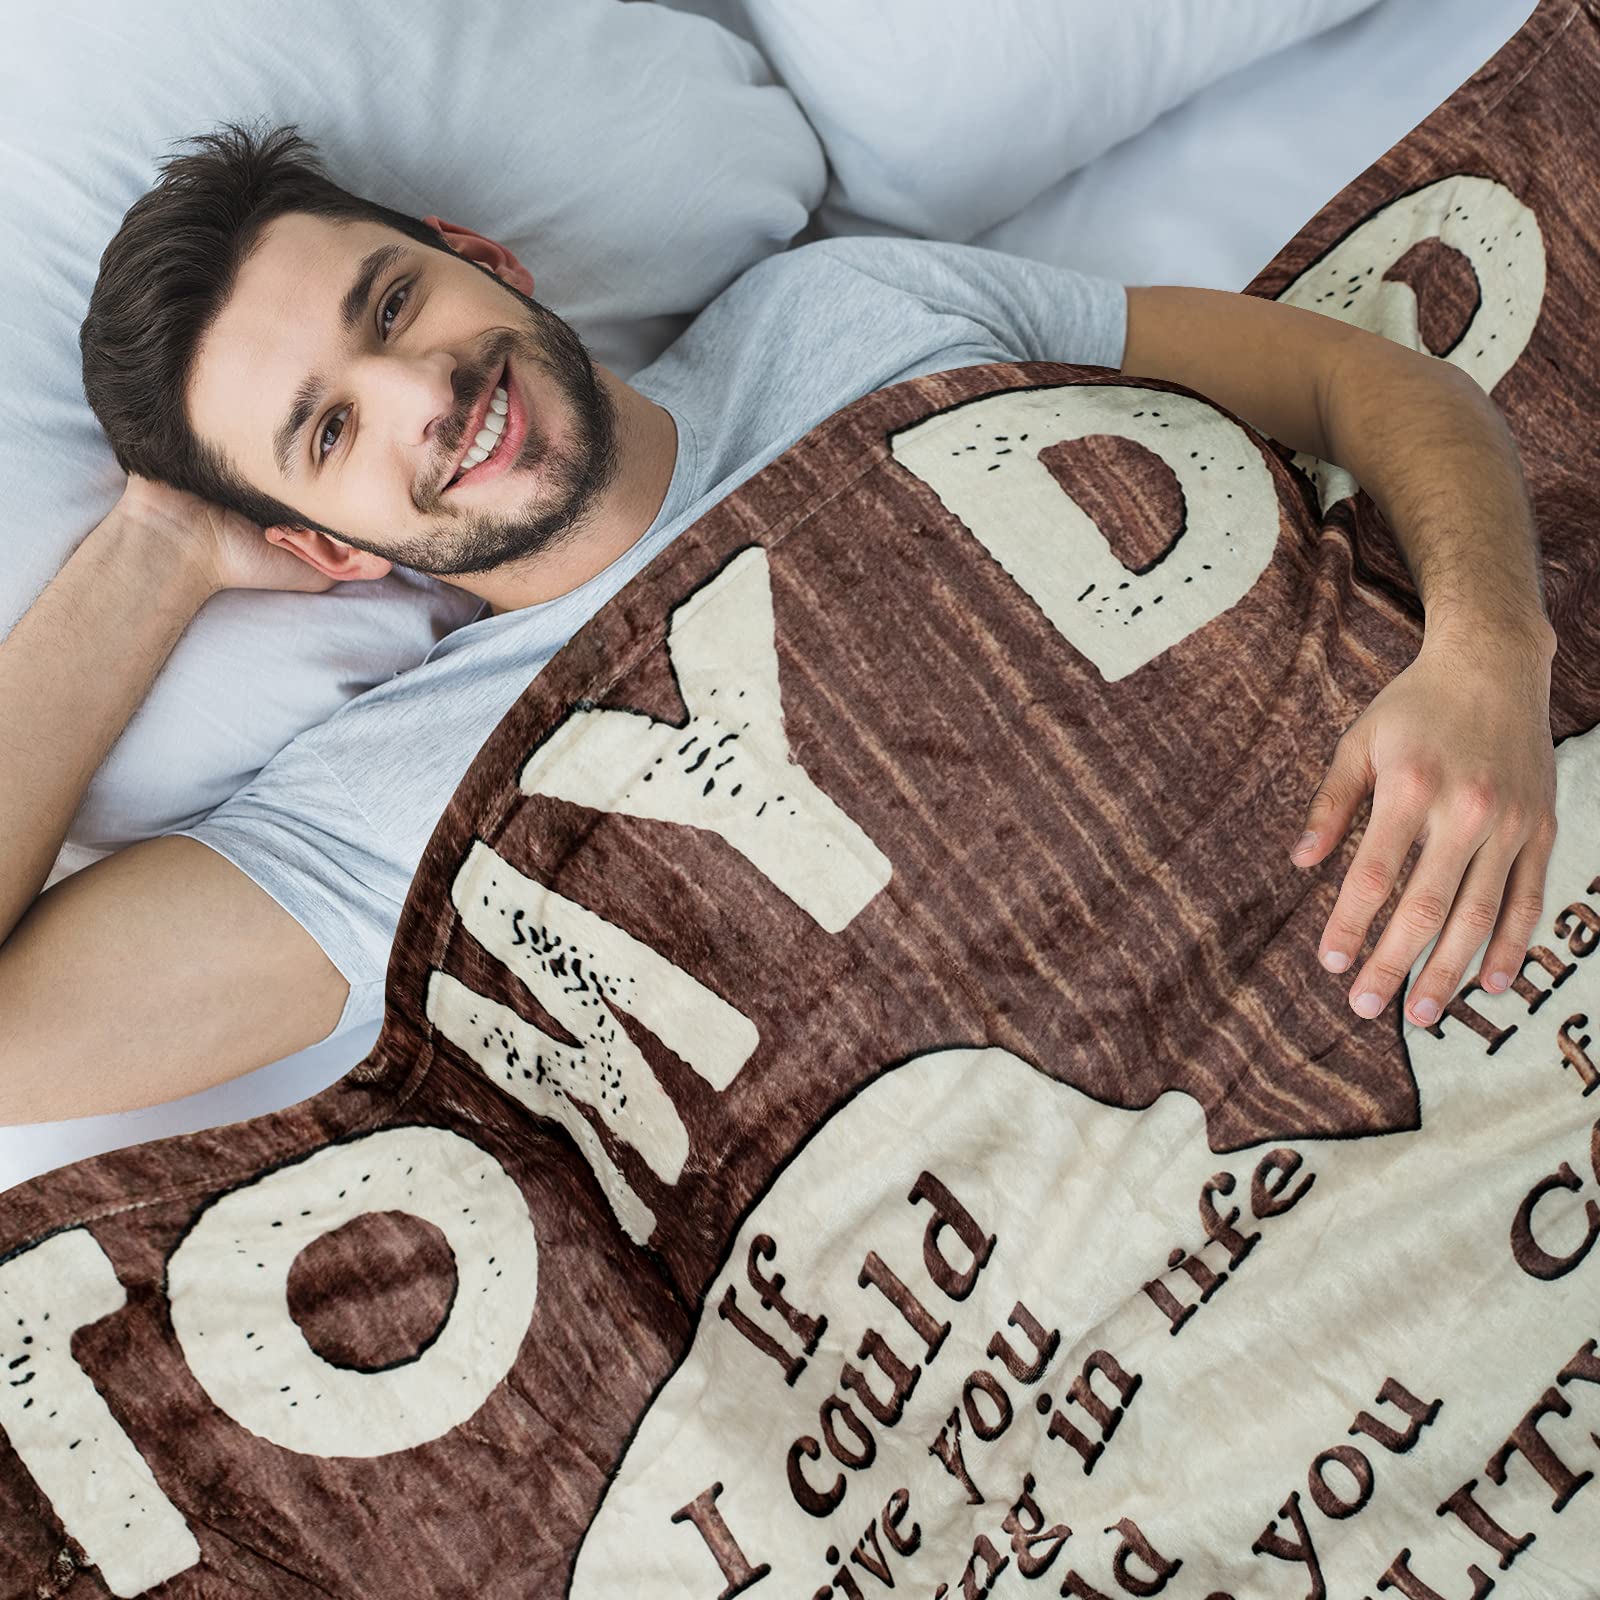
[474,376,678,617]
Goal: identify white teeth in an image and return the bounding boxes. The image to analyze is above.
[452,385,511,481]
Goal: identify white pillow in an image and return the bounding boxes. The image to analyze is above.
[2,0,823,880]
[725,0,1382,243]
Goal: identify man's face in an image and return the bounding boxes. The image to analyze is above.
[187,211,620,578]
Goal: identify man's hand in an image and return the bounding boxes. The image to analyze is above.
[117,474,337,596]
[1117,287,1562,1029]
[1291,622,1558,1027]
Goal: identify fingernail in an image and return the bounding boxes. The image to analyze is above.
[1352,991,1384,1018]
[1485,971,1510,992]
[1292,832,1318,857]
[1410,997,1439,1025]
[1322,950,1350,973]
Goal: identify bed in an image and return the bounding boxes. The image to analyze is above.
[5,0,1595,1590]
[0,0,1540,1194]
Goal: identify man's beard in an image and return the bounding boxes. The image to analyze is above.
[332,276,623,579]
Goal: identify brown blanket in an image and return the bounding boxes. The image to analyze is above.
[5,2,1600,1594]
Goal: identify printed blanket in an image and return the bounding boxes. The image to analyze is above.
[5,1,1600,1594]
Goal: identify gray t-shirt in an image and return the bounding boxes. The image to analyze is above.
[176,236,1128,1041]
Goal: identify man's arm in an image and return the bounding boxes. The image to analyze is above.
[1119,284,1553,640]
[1119,284,1558,1027]
[0,481,350,1124]
[0,498,205,947]
[0,837,350,1123]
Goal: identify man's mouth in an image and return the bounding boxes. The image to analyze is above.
[443,362,517,492]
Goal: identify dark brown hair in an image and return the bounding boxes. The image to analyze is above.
[79,118,455,534]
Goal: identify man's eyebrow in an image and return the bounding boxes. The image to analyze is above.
[273,242,410,477]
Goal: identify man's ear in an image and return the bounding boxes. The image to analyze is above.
[422,213,535,297]
[265,524,393,582]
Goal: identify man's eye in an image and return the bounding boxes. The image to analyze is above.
[380,282,410,337]
[317,282,412,464]
[318,408,348,462]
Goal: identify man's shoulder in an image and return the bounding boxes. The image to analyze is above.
[247,630,547,805]
[731,234,943,295]
[683,235,964,348]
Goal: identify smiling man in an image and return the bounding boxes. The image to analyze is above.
[198,212,640,590]
[100,173,681,613]
[0,121,1557,1123]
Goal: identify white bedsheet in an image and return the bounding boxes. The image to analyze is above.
[968,0,1539,293]
[0,0,1538,1192]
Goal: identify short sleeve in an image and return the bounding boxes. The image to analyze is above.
[805,235,1129,371]
[172,747,410,1044]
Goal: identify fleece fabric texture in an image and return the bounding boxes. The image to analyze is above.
[3,7,1600,1592]
[175,236,1129,1038]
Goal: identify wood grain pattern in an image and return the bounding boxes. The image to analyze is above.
[1,3,1596,1593]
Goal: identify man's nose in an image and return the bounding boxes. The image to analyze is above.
[359,351,460,445]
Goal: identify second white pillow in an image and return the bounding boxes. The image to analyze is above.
[735,0,1383,242]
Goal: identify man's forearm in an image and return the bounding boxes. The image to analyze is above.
[0,507,216,947]
[1119,288,1552,650]
[1318,352,1556,654]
